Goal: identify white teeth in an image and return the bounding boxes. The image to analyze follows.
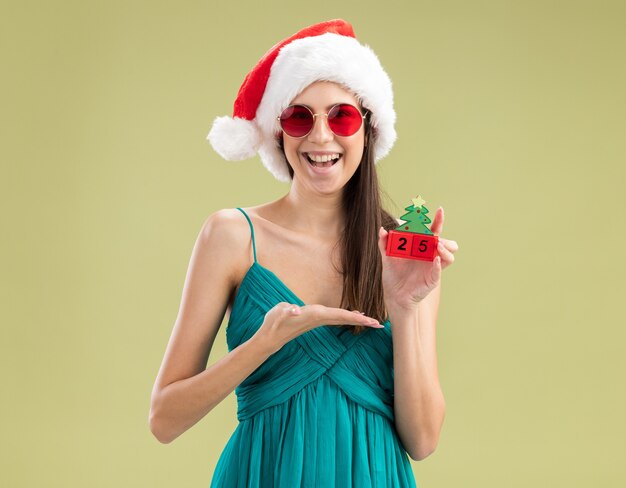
[306,153,340,163]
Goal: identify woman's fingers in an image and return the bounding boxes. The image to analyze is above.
[259,304,383,355]
[437,241,455,263]
[439,237,459,252]
[430,207,444,236]
[317,305,383,328]
[278,303,383,329]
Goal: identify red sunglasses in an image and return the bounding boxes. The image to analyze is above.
[276,103,367,138]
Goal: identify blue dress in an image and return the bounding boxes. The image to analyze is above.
[210,207,417,487]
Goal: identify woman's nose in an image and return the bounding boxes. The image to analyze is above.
[307,115,334,144]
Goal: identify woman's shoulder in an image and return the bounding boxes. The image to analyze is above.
[203,208,250,237]
[212,207,255,219]
[199,208,257,271]
[205,204,274,230]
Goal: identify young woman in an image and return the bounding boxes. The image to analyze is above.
[149,19,458,487]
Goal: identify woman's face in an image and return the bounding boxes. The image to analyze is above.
[281,81,366,193]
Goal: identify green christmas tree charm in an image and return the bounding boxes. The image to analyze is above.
[395,195,434,235]
[386,194,439,262]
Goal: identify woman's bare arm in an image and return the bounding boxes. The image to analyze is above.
[148,209,272,444]
[389,284,446,461]
[150,335,274,444]
[149,208,384,444]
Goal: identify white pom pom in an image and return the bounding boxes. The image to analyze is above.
[207,116,261,160]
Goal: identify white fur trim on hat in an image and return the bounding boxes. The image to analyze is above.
[207,115,262,161]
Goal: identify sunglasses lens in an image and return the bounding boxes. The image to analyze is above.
[279,104,364,137]
[328,104,363,136]
[279,105,313,137]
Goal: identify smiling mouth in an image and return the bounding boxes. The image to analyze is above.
[303,153,342,167]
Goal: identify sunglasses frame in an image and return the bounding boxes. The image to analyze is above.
[276,103,368,138]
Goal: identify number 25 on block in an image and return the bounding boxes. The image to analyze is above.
[385,194,439,262]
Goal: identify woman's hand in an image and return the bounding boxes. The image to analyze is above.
[253,302,384,354]
[378,206,459,311]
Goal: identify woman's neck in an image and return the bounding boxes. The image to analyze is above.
[276,189,345,240]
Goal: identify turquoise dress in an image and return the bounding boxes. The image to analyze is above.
[210,207,417,487]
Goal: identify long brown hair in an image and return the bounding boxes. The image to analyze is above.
[278,109,398,335]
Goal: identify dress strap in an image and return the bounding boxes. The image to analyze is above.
[235,207,257,263]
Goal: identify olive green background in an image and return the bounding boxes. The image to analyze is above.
[2,1,625,486]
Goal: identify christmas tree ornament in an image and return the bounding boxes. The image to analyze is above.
[386,195,439,262]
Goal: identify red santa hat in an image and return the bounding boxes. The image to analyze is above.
[207,19,396,183]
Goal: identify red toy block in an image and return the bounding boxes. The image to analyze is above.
[386,230,413,258]
[386,230,439,262]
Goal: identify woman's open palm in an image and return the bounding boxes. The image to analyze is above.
[255,302,384,354]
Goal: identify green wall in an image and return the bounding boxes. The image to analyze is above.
[2,1,625,486]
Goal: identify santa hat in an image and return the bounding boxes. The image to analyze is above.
[207,19,396,183]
